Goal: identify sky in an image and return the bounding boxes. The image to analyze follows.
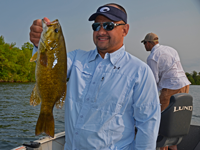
[0,0,200,73]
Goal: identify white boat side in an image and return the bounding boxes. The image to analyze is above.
[11,132,65,150]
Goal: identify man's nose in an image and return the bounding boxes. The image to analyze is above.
[98,25,107,34]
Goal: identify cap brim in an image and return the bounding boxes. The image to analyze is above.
[89,13,122,22]
[141,40,145,43]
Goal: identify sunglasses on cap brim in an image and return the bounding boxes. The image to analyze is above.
[92,22,126,31]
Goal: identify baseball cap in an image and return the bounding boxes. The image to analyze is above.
[141,33,159,43]
[88,5,127,24]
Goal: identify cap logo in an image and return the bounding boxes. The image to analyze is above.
[89,5,127,24]
[100,7,110,12]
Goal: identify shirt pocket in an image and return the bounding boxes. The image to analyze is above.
[95,72,132,115]
[70,61,93,102]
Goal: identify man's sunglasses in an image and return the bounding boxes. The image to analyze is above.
[92,22,126,31]
[144,41,147,44]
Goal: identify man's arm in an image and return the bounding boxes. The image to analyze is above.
[133,66,161,150]
[147,59,159,84]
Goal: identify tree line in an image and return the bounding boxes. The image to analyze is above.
[0,35,36,82]
[0,35,199,84]
[186,71,200,85]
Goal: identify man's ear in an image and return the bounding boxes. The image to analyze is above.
[122,24,129,37]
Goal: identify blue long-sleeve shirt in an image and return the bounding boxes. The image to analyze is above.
[33,45,161,150]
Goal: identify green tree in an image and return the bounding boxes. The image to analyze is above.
[0,35,36,82]
[21,42,34,51]
[0,36,5,45]
[186,71,200,85]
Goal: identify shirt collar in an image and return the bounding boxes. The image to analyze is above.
[151,44,160,53]
[89,45,125,65]
[108,45,125,66]
[88,48,100,62]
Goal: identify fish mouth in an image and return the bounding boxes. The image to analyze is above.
[42,19,47,28]
[42,19,59,27]
[49,19,59,26]
[40,19,59,51]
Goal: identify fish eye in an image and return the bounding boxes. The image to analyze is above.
[54,28,59,33]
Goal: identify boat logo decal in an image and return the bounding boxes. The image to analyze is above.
[174,106,193,112]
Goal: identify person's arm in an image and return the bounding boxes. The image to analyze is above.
[147,59,159,84]
[133,66,161,150]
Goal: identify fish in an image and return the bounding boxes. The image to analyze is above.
[29,19,67,138]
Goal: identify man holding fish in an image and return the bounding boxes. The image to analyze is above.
[30,3,161,150]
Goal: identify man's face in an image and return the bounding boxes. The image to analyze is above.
[144,41,152,51]
[93,15,128,56]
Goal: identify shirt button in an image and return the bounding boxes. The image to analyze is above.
[75,132,78,135]
[99,66,101,68]
[80,115,83,118]
[93,82,95,84]
[87,98,89,101]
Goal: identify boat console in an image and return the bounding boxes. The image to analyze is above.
[156,93,193,149]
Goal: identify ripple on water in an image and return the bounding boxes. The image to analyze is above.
[0,82,65,149]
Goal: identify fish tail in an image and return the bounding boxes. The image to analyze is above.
[35,112,54,137]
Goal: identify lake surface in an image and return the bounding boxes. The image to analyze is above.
[0,82,65,150]
[0,83,199,150]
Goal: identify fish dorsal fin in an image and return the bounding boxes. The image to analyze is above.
[30,52,38,62]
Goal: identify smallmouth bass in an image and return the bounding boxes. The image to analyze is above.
[30,19,67,137]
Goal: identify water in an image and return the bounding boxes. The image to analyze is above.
[189,85,200,126]
[0,83,65,150]
[0,83,199,150]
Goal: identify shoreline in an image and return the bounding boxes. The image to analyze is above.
[0,80,35,83]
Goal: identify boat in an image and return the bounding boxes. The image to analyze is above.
[11,132,65,150]
[12,93,200,150]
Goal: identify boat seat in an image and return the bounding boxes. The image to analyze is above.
[177,125,200,150]
[156,93,193,148]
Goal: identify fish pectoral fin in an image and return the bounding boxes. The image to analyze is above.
[30,52,38,62]
[40,52,48,67]
[30,84,41,106]
[55,86,67,109]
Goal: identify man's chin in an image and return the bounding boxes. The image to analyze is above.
[97,46,108,51]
